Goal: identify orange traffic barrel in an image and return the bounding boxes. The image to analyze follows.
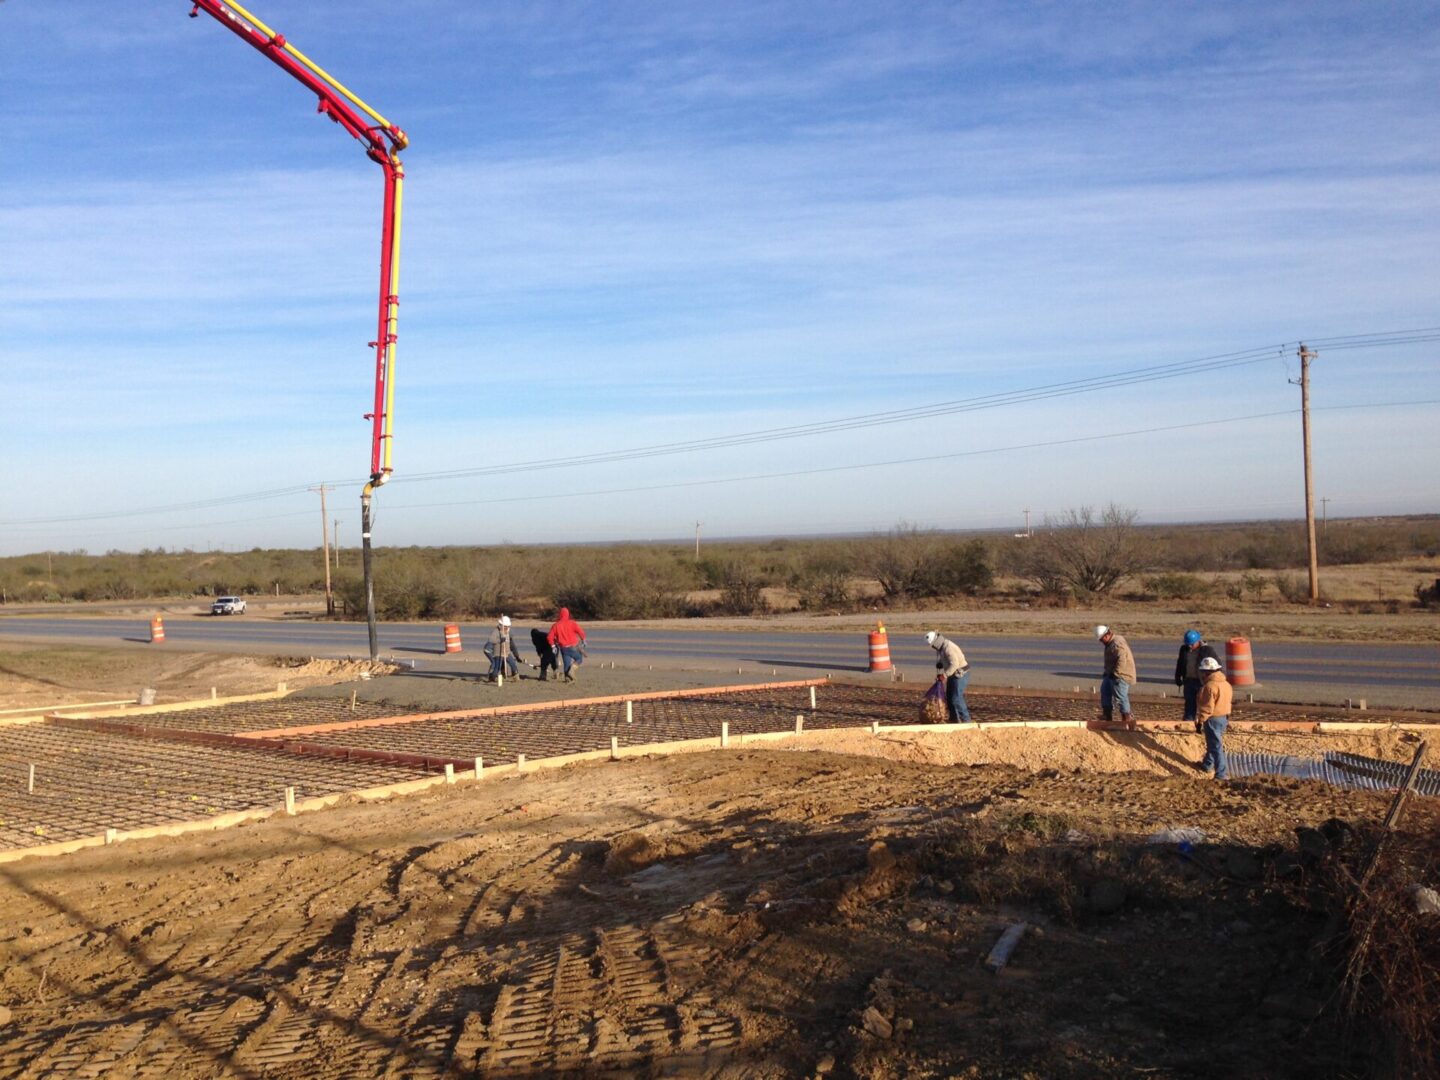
[1225,637,1256,686]
[443,623,463,653]
[868,623,892,672]
[149,616,165,644]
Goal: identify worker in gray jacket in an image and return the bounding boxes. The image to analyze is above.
[925,630,972,724]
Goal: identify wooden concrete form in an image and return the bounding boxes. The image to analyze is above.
[0,698,137,719]
[57,689,291,721]
[0,715,46,729]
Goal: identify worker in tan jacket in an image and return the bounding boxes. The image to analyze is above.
[1095,625,1137,728]
[1193,656,1233,779]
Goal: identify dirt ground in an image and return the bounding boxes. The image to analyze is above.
[0,647,396,713]
[1,652,1436,1077]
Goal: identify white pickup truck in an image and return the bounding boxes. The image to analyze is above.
[210,596,247,615]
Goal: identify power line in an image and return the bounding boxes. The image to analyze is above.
[5,328,1436,527]
[372,398,1440,513]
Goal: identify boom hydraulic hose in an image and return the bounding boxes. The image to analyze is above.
[190,1,407,658]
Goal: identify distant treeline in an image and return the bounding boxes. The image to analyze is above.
[2,515,1437,619]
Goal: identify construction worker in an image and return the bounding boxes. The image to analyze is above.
[1173,629,1220,723]
[484,615,524,681]
[547,607,588,682]
[925,630,972,724]
[1095,625,1137,729]
[1193,655,1232,779]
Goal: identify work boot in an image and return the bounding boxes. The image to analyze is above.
[1099,711,1113,724]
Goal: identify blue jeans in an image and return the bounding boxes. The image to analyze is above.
[946,670,972,724]
[559,645,584,674]
[1182,679,1201,721]
[1201,715,1229,779]
[488,655,519,678]
[1100,675,1132,718]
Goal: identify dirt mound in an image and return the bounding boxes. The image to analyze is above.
[274,656,400,682]
[603,820,704,874]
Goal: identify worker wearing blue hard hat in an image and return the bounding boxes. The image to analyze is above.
[1174,629,1221,723]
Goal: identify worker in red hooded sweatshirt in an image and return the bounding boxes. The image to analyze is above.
[546,607,588,682]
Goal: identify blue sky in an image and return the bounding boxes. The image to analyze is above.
[3,1,1437,555]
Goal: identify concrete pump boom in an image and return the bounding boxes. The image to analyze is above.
[189,0,407,658]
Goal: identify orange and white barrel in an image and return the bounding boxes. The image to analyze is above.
[149,616,165,644]
[1225,637,1256,686]
[868,624,892,672]
[443,623,463,653]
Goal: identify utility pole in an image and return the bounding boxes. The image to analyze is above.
[694,521,702,562]
[1294,344,1320,603]
[310,485,334,616]
[1023,508,1032,538]
[333,518,341,572]
[1320,497,1330,541]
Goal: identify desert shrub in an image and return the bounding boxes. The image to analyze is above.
[1241,571,1269,600]
[1016,504,1148,597]
[793,553,853,611]
[1143,572,1208,600]
[1416,578,1440,609]
[925,538,994,596]
[856,527,993,601]
[1272,573,1311,604]
[714,563,768,615]
[858,524,934,601]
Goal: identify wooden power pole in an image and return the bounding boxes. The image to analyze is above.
[694,521,702,562]
[311,485,334,615]
[1297,344,1320,603]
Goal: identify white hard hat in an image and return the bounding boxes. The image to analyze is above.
[1094,625,1109,640]
[498,615,511,627]
[1199,656,1222,672]
[925,631,938,645]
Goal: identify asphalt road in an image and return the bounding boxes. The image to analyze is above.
[0,615,1435,710]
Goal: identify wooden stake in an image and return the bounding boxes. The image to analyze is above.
[809,686,817,710]
[350,690,358,711]
[27,764,35,794]
[795,714,804,734]
[105,828,117,845]
[871,721,880,735]
[444,764,455,784]
[610,735,619,760]
[721,722,730,748]
[211,687,217,700]
[474,756,483,779]
[516,753,526,770]
[625,700,633,724]
[284,787,296,815]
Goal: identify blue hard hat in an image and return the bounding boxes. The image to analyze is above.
[1183,629,1202,646]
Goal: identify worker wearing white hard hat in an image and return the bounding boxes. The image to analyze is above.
[1095,625,1137,728]
[925,630,972,724]
[1193,655,1232,779]
[484,615,524,682]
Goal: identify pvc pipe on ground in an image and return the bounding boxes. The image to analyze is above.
[984,922,1028,973]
